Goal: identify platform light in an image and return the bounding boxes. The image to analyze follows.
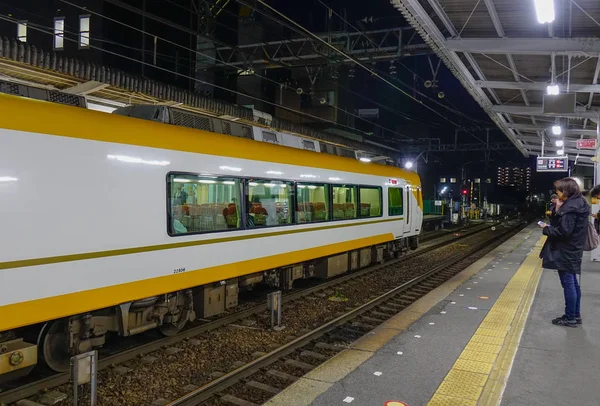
[404,161,414,169]
[557,149,564,155]
[547,84,559,95]
[555,140,564,147]
[534,0,555,24]
[552,125,562,135]
[359,157,371,163]
[0,176,18,182]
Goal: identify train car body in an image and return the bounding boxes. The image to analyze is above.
[0,93,422,378]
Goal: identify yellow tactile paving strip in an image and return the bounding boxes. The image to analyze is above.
[428,236,544,406]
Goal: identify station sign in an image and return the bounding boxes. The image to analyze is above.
[577,139,597,150]
[536,156,568,172]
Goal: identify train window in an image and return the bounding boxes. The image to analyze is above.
[167,173,241,236]
[388,187,403,216]
[296,183,330,223]
[332,185,357,220]
[247,180,293,227]
[359,186,382,218]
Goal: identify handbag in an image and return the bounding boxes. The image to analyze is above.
[584,219,600,251]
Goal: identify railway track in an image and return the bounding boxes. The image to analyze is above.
[0,220,510,405]
[171,222,526,406]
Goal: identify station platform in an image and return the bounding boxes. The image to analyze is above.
[265,223,600,406]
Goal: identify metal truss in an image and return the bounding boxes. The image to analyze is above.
[204,27,430,69]
[477,81,600,93]
[402,141,515,153]
[445,38,600,56]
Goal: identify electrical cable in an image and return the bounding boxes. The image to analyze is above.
[247,0,500,144]
[0,13,415,144]
[58,0,419,139]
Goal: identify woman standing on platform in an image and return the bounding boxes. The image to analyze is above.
[539,178,589,328]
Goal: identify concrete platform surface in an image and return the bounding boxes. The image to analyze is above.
[501,252,600,406]
[266,223,544,406]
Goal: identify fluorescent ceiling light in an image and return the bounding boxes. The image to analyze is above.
[555,140,564,147]
[547,84,559,95]
[329,177,341,181]
[0,176,18,182]
[266,171,283,175]
[300,174,317,178]
[222,181,235,185]
[552,125,562,135]
[534,0,555,24]
[197,180,216,184]
[249,182,258,187]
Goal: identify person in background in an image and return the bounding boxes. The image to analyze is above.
[545,193,559,225]
[539,178,589,327]
[589,185,600,233]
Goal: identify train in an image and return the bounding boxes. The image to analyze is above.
[0,92,423,381]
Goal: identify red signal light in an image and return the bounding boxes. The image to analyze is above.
[462,190,468,195]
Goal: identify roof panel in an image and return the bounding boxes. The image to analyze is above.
[511,55,551,82]
[470,54,514,81]
[438,0,498,37]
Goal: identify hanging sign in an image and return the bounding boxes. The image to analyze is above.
[577,139,597,150]
[536,156,568,172]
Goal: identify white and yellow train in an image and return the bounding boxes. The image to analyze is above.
[0,93,423,379]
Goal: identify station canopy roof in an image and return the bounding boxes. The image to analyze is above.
[392,0,600,166]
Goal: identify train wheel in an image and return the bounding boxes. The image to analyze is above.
[39,319,71,372]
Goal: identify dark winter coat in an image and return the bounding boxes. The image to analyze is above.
[540,195,590,274]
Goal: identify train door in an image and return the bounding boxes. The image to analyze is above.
[404,186,412,233]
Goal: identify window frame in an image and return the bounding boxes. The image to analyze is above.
[330,183,358,221]
[245,177,295,230]
[79,14,91,49]
[295,182,331,224]
[387,187,404,217]
[357,185,383,219]
[167,172,391,237]
[166,171,243,237]
[17,20,27,43]
[54,17,65,50]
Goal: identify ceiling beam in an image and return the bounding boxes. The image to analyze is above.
[492,105,600,120]
[477,80,600,93]
[445,38,600,55]
[527,146,596,156]
[483,0,505,38]
[506,123,598,136]
[391,0,528,156]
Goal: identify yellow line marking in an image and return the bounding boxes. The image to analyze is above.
[427,236,545,406]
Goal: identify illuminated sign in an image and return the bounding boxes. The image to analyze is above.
[577,139,597,150]
[536,156,567,172]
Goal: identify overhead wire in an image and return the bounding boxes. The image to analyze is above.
[310,0,498,138]
[60,0,419,140]
[0,13,416,144]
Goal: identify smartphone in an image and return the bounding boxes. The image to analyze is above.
[538,221,546,226]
